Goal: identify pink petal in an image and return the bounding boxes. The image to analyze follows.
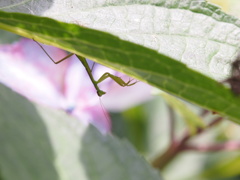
[0,39,69,108]
[0,38,150,133]
[100,73,153,111]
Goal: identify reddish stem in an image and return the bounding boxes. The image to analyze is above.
[183,141,240,152]
[152,115,223,170]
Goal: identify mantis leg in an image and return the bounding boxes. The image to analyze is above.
[34,40,74,64]
[35,40,105,96]
[35,40,137,97]
[76,56,137,96]
[96,72,137,87]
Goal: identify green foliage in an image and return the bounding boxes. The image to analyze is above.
[200,155,240,179]
[160,92,205,134]
[0,84,161,180]
[1,0,240,179]
[0,11,240,124]
[111,105,148,153]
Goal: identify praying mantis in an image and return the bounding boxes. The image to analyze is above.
[34,40,137,96]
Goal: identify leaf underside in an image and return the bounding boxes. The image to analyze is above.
[0,10,240,124]
[2,0,240,80]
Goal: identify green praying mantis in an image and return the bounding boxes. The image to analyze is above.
[34,40,137,96]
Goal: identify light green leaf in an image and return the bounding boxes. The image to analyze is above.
[160,92,205,134]
[1,0,240,80]
[200,155,240,179]
[0,83,161,180]
[0,11,240,125]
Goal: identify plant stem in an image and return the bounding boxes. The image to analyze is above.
[183,141,240,152]
[151,115,223,170]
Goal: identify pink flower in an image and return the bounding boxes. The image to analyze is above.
[0,38,152,133]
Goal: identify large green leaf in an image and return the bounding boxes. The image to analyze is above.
[0,83,161,180]
[1,0,240,80]
[0,11,240,124]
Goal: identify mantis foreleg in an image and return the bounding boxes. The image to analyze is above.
[96,72,137,87]
[34,40,75,64]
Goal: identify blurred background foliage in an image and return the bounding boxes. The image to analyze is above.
[1,1,240,179]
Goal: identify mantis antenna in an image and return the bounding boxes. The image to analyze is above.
[34,40,137,97]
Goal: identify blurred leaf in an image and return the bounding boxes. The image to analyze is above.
[0,83,161,180]
[160,92,205,134]
[0,85,59,180]
[0,29,19,44]
[200,155,240,179]
[123,106,148,152]
[111,105,148,153]
[208,0,230,12]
